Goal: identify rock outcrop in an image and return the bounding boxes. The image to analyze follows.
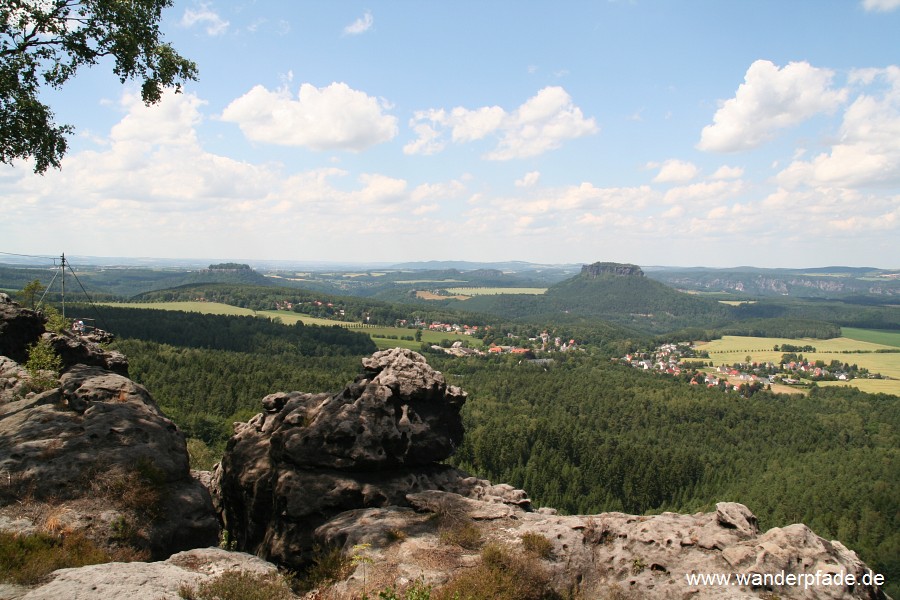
[581,261,645,278]
[0,296,218,560]
[0,294,44,364]
[211,348,528,570]
[18,548,281,600]
[313,494,888,600]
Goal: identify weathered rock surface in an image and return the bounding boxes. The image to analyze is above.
[313,496,888,600]
[45,331,129,376]
[581,261,645,278]
[18,548,279,600]
[0,294,44,364]
[211,348,527,569]
[0,296,218,559]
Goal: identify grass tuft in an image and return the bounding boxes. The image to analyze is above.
[434,542,561,600]
[0,530,113,585]
[179,569,295,600]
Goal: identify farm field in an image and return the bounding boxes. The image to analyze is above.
[695,334,900,396]
[444,287,547,296]
[842,327,900,348]
[415,291,471,300]
[100,302,366,327]
[98,302,479,351]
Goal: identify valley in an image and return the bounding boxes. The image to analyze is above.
[1,257,899,596]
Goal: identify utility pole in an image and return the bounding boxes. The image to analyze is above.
[60,253,66,319]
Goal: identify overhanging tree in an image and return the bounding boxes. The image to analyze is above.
[0,0,197,173]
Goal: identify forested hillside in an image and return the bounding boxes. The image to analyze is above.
[457,264,732,332]
[438,355,899,591]
[86,305,376,356]
[646,266,900,298]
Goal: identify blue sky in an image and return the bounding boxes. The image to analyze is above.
[2,0,899,268]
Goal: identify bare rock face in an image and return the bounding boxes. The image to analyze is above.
[212,348,889,599]
[0,296,218,559]
[19,548,280,600]
[314,496,888,600]
[45,331,129,376]
[581,261,644,278]
[0,293,45,364]
[211,348,525,570]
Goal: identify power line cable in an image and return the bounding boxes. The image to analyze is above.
[0,251,58,261]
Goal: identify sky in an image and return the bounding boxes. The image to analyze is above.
[2,0,900,268]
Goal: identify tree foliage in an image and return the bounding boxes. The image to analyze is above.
[0,0,197,172]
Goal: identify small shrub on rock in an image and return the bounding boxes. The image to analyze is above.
[179,570,294,600]
[0,530,111,585]
[296,544,352,593]
[438,520,482,550]
[434,542,561,600]
[24,338,62,391]
[520,531,554,559]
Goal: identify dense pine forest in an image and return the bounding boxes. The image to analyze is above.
[438,355,898,589]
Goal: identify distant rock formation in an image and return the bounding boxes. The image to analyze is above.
[0,295,218,560]
[581,261,645,278]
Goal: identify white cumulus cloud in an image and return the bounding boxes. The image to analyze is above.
[181,3,229,36]
[651,159,699,183]
[515,171,541,187]
[405,87,597,160]
[862,0,900,11]
[344,11,374,35]
[777,66,900,189]
[221,82,398,151]
[698,60,847,152]
[710,165,744,180]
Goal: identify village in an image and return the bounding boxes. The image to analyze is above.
[618,342,885,397]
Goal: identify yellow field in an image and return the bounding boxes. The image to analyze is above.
[444,287,547,296]
[100,302,366,328]
[694,335,900,396]
[415,291,471,301]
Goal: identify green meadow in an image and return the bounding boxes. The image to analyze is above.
[98,302,480,351]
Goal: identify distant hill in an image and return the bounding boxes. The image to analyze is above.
[645,266,900,299]
[459,262,732,333]
[388,260,581,273]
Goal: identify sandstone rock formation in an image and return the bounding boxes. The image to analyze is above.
[0,294,44,364]
[314,494,888,600]
[18,547,282,600]
[0,296,218,560]
[581,261,645,278]
[211,348,528,570]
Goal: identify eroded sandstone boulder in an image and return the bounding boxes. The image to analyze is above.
[19,548,280,600]
[0,296,218,559]
[0,293,44,364]
[211,348,527,569]
[314,497,888,600]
